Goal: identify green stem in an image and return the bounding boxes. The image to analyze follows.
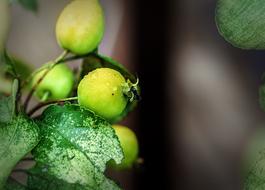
[23,51,69,112]
[12,169,29,174]
[28,97,78,116]
[21,64,51,89]
[21,51,98,90]
[21,157,34,161]
[40,91,50,102]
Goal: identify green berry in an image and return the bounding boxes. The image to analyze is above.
[56,0,104,55]
[77,68,128,120]
[32,64,74,101]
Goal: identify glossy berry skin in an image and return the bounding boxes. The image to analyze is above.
[56,0,104,55]
[77,68,127,120]
[32,64,74,101]
[111,125,139,170]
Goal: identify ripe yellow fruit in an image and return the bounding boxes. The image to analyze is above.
[111,125,139,170]
[78,68,128,120]
[56,0,104,55]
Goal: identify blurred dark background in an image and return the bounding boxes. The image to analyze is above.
[3,0,265,190]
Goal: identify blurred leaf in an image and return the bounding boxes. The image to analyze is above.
[244,149,265,190]
[30,104,123,190]
[243,128,265,190]
[17,0,38,12]
[0,114,39,189]
[5,178,26,190]
[0,79,18,124]
[0,50,18,78]
[216,0,265,49]
[0,76,12,94]
[259,84,265,112]
[11,57,33,80]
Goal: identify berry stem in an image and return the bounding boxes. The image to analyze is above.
[21,52,97,89]
[40,91,50,102]
[12,169,29,174]
[23,50,69,112]
[21,157,34,161]
[27,97,78,117]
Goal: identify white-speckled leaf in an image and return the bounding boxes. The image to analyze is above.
[27,167,87,190]
[5,178,26,190]
[30,104,123,190]
[244,150,265,190]
[0,115,39,189]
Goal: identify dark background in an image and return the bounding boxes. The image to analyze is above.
[135,0,178,189]
[134,0,265,190]
[4,0,265,190]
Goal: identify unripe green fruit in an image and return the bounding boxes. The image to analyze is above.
[111,125,139,170]
[0,0,10,52]
[77,68,128,120]
[32,64,74,101]
[56,0,104,55]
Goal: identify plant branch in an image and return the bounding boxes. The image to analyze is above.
[12,169,29,174]
[28,97,78,116]
[60,53,94,63]
[21,157,34,161]
[23,51,69,112]
[21,52,96,90]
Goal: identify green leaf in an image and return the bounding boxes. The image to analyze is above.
[259,85,265,112]
[244,149,265,190]
[17,0,38,12]
[81,54,136,83]
[0,114,39,189]
[30,104,123,190]
[216,0,265,49]
[11,57,33,80]
[5,178,26,190]
[0,95,13,124]
[0,51,18,78]
[0,79,19,124]
[28,168,85,190]
[0,76,12,95]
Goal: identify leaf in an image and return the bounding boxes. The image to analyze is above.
[17,0,38,12]
[11,57,33,80]
[0,114,39,189]
[0,95,13,124]
[30,104,123,190]
[0,79,19,124]
[215,0,265,49]
[28,165,121,190]
[0,76,12,95]
[244,148,265,190]
[81,54,136,83]
[0,51,18,78]
[259,85,265,112]
[4,178,26,190]
[27,168,85,190]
